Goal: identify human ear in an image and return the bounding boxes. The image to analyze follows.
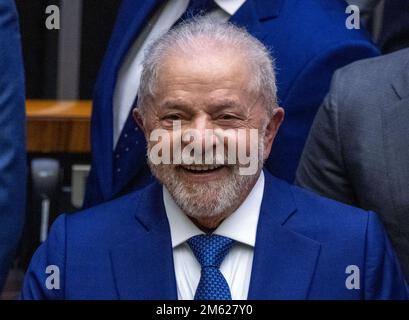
[262,107,284,160]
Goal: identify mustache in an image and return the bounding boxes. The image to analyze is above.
[147,145,243,165]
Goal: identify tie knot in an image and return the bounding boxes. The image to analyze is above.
[188,234,234,268]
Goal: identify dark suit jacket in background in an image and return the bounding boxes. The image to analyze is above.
[296,48,409,279]
[379,0,409,53]
[0,0,26,291]
[84,0,379,208]
[21,171,408,299]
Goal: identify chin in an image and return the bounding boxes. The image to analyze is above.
[177,192,232,220]
[149,160,259,220]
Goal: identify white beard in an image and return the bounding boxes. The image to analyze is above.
[147,139,265,220]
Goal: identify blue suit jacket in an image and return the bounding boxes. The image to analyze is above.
[84,0,380,208]
[22,171,408,299]
[0,0,26,291]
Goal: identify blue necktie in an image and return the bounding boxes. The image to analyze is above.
[188,234,234,300]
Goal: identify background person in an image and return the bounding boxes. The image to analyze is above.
[0,0,26,293]
[296,48,409,280]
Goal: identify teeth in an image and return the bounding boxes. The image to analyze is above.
[183,165,222,171]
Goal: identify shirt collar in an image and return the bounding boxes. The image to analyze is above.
[214,0,246,16]
[163,186,205,248]
[163,171,265,248]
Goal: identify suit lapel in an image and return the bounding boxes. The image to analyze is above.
[382,60,409,220]
[248,173,321,299]
[92,0,161,201]
[110,182,178,299]
[229,0,283,41]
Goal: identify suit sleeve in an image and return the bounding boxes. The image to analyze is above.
[21,215,67,300]
[0,0,26,291]
[295,68,358,206]
[363,211,409,299]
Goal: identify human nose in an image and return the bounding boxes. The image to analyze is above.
[181,114,217,151]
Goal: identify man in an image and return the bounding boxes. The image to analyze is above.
[22,19,407,300]
[296,48,409,280]
[84,0,379,208]
[0,0,26,292]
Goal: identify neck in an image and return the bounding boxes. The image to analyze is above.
[191,216,226,232]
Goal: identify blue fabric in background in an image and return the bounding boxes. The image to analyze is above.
[0,0,26,291]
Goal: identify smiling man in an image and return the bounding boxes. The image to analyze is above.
[22,18,407,300]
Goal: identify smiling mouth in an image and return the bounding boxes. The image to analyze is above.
[180,164,225,174]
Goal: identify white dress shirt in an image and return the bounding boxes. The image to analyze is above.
[113,0,246,145]
[163,171,265,300]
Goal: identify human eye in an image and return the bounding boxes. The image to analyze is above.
[216,113,242,121]
[219,114,238,120]
[161,113,183,121]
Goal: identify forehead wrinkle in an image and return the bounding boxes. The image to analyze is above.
[156,68,253,101]
[207,97,246,111]
[158,98,192,110]
[160,43,250,75]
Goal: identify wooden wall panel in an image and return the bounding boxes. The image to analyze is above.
[26,100,92,153]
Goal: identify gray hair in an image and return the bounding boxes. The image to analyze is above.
[137,16,278,119]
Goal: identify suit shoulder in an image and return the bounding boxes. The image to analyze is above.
[288,182,370,239]
[63,182,159,243]
[327,48,409,117]
[335,48,409,84]
[67,189,142,224]
[291,183,369,221]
